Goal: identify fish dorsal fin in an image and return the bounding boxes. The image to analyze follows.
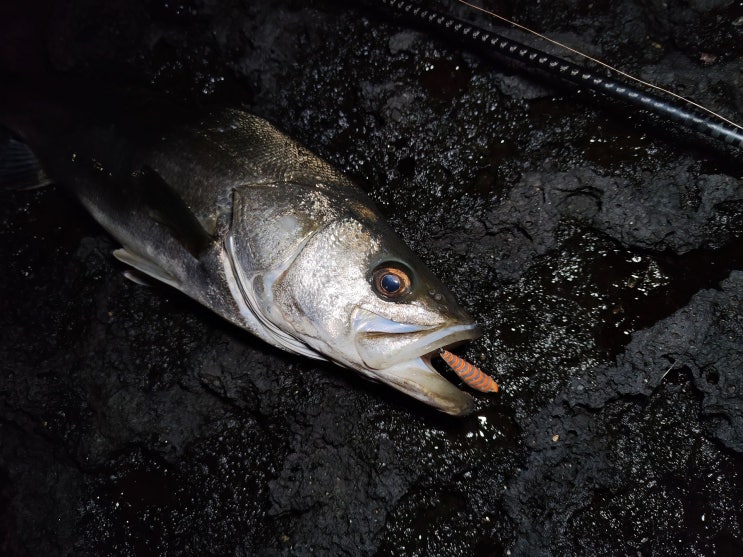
[113,248,180,289]
[135,165,213,258]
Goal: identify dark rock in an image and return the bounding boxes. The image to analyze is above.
[1,0,742,555]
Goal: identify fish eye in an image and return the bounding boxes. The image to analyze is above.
[372,265,411,299]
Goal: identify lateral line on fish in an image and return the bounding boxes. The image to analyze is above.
[455,0,743,134]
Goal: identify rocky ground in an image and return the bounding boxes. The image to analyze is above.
[1,0,742,555]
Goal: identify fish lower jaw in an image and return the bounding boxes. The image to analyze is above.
[352,322,482,415]
[373,353,474,416]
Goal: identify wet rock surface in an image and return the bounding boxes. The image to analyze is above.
[1,0,742,555]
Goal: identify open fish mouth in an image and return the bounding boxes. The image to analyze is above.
[356,321,482,415]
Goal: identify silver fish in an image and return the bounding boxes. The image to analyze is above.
[1,93,481,415]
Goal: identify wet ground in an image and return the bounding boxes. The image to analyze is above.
[1,0,742,555]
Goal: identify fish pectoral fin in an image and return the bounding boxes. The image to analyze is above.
[135,165,213,258]
[113,248,181,289]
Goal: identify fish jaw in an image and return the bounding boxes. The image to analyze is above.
[354,320,482,415]
[373,355,475,415]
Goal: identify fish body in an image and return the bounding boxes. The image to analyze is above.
[1,85,481,415]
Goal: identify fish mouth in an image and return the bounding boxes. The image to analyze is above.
[355,321,482,416]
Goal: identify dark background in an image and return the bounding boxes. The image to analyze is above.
[1,0,742,555]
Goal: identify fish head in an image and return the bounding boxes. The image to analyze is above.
[228,183,481,415]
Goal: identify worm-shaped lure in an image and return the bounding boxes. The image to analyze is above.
[440,349,499,393]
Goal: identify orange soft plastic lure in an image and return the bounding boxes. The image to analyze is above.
[439,349,499,393]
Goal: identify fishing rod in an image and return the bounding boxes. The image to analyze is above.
[375,0,743,154]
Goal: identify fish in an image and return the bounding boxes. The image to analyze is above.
[439,349,499,393]
[0,83,482,415]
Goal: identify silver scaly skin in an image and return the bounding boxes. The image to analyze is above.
[2,96,481,415]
